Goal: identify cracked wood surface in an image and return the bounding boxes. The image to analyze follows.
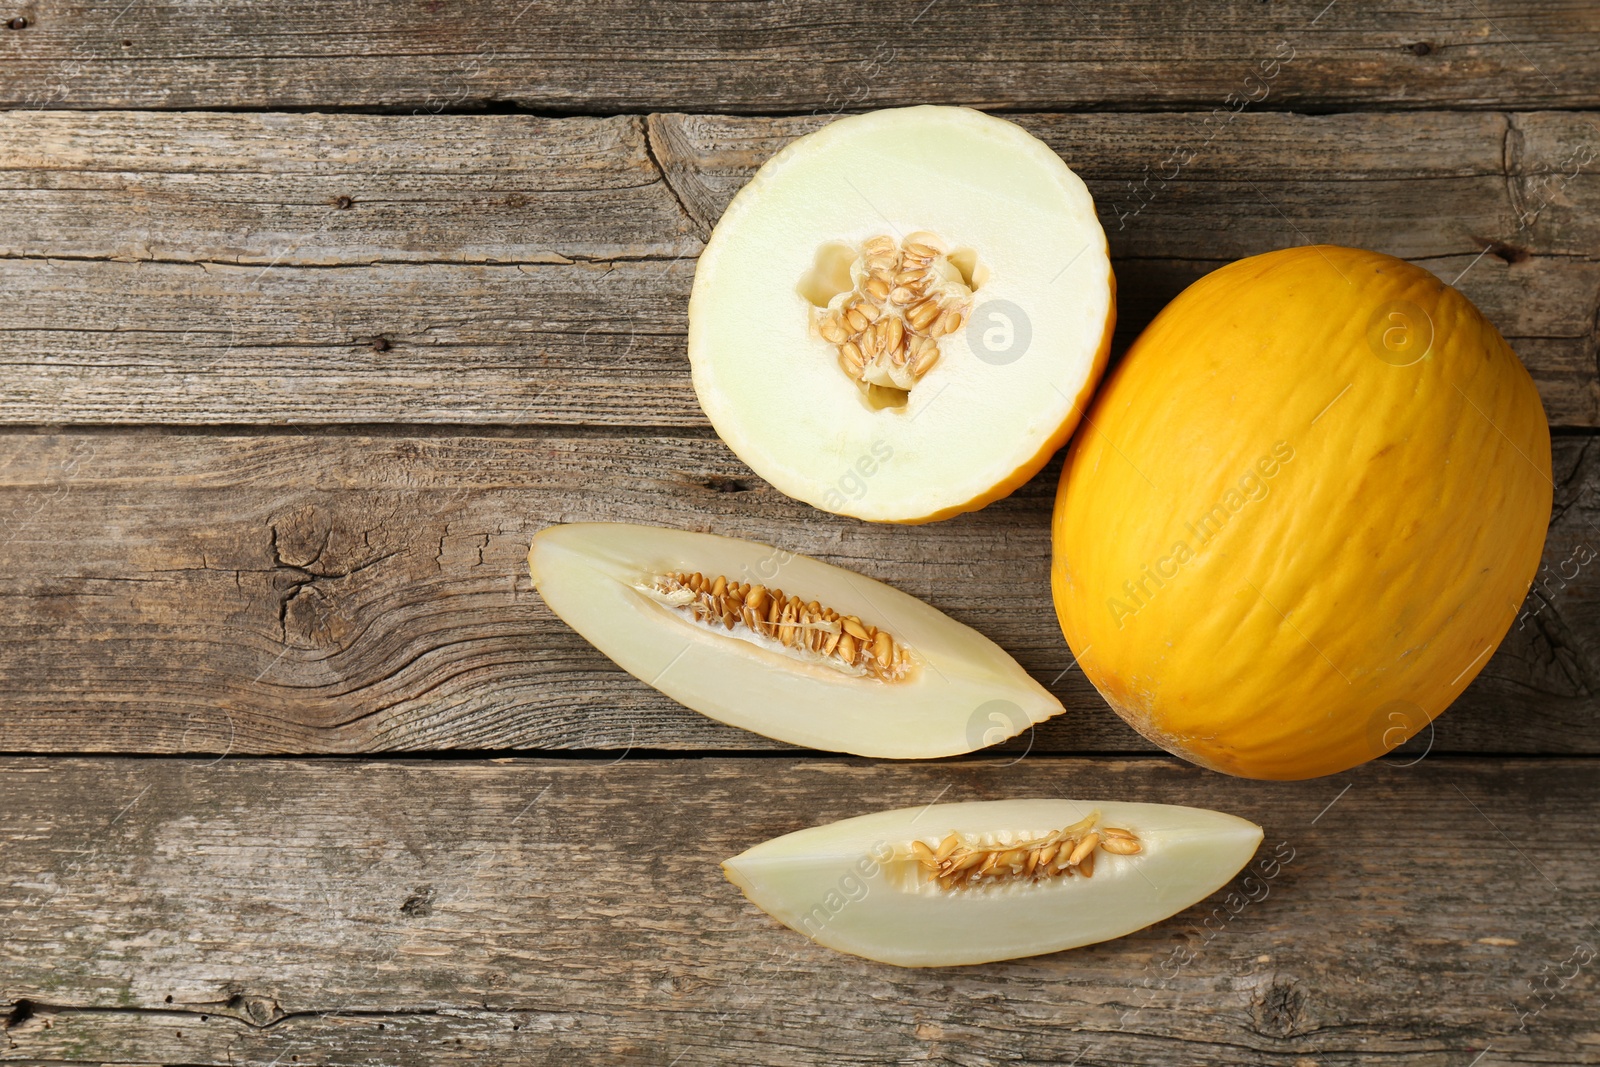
[2,110,1598,426]
[2,756,1597,1066]
[0,0,1597,112]
[0,431,1594,755]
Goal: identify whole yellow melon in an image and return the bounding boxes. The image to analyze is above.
[1051,246,1551,780]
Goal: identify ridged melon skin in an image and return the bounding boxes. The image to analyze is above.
[1052,246,1551,780]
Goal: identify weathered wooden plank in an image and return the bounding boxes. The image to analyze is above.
[0,109,1518,263]
[4,253,1593,427]
[0,431,1592,755]
[1,1,1598,111]
[0,257,703,427]
[0,112,700,263]
[3,110,1595,426]
[2,756,1596,1065]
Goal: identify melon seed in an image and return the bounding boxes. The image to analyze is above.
[811,234,975,395]
[908,814,1141,891]
[649,570,912,681]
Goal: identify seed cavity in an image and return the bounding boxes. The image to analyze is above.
[902,813,1143,891]
[638,570,913,681]
[812,232,978,398]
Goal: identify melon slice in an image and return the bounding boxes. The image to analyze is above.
[689,105,1115,523]
[723,799,1263,967]
[528,523,1063,757]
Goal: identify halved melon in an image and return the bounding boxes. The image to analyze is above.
[689,106,1115,523]
[723,799,1263,967]
[528,523,1063,757]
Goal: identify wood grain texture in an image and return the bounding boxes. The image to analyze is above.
[0,112,700,262]
[2,755,1597,1065]
[3,110,1596,426]
[0,5,1593,1063]
[0,430,1592,755]
[0,1,1598,111]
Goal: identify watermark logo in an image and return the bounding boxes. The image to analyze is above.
[1362,698,1434,765]
[794,840,895,940]
[1366,300,1433,367]
[1510,937,1597,1033]
[1109,441,1294,629]
[1516,541,1596,632]
[1106,41,1296,229]
[965,299,1032,366]
[737,546,796,588]
[965,698,1034,755]
[819,438,894,513]
[1099,839,1296,1044]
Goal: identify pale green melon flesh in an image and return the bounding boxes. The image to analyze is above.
[528,523,1064,758]
[723,799,1264,966]
[689,105,1114,522]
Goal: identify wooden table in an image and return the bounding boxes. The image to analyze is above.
[2,3,1598,1063]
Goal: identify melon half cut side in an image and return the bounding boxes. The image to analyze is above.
[689,106,1115,523]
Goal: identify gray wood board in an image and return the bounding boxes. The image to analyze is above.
[1,755,1596,1065]
[1,110,1595,425]
[0,1,1597,111]
[0,431,1591,755]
